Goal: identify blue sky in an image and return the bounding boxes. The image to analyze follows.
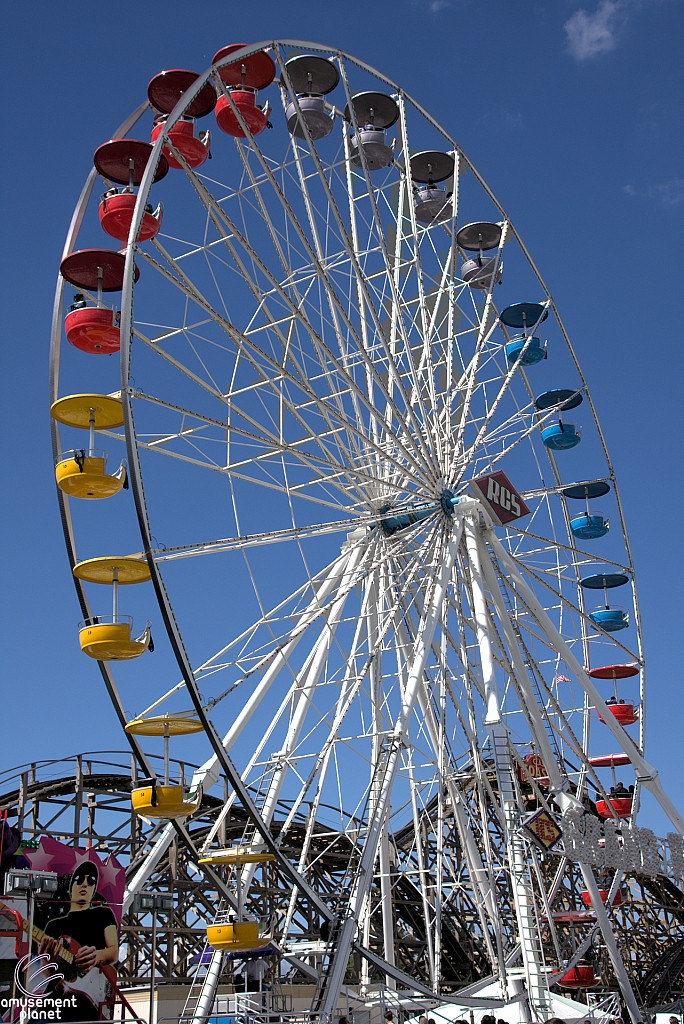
[1,0,682,834]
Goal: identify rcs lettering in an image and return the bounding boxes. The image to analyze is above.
[487,476,521,517]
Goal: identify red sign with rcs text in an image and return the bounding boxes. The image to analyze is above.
[469,470,530,526]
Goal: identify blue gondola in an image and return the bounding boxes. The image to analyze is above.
[537,390,583,450]
[505,336,546,366]
[581,571,630,632]
[541,422,581,450]
[590,607,629,632]
[501,303,550,367]
[569,512,609,539]
[564,480,611,539]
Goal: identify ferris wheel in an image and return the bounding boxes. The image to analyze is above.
[49,40,684,1024]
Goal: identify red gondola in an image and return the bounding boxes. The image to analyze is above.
[64,305,120,354]
[598,701,639,726]
[99,191,162,242]
[596,796,633,819]
[93,140,167,243]
[544,909,596,923]
[60,249,139,355]
[148,70,216,169]
[581,887,623,907]
[559,964,598,989]
[213,44,275,138]
[151,117,211,169]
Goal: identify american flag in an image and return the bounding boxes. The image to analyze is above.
[555,674,571,683]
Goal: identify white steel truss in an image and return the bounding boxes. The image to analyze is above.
[49,40,683,1024]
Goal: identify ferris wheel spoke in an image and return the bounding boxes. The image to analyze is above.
[229,547,373,885]
[237,528,443,884]
[336,76,440,474]
[244,58,436,470]
[230,135,438,484]
[202,531,437,726]
[505,563,641,664]
[425,249,461,477]
[448,245,508,476]
[282,131,380,455]
[170,153,371,463]
[238,527,439,802]
[395,92,446,467]
[456,395,573,488]
[136,247,435,495]
[190,544,371,790]
[506,524,632,574]
[458,309,551,474]
[143,239,359,460]
[274,601,371,848]
[446,311,504,480]
[127,431,362,513]
[131,387,358,470]
[148,519,376,563]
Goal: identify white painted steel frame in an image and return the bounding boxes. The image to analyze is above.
[50,39,679,1024]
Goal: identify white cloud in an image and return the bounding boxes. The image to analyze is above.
[504,111,524,131]
[564,0,624,60]
[622,179,684,207]
[647,178,684,207]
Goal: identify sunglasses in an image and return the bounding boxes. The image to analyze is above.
[73,872,97,886]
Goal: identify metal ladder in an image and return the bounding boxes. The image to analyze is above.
[182,902,226,1024]
[508,820,553,1019]
[310,909,345,1013]
[489,724,552,1019]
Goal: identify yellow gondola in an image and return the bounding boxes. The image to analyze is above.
[206,921,271,953]
[73,556,151,660]
[51,394,127,499]
[198,849,276,866]
[126,715,204,820]
[203,848,274,953]
[130,782,199,820]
